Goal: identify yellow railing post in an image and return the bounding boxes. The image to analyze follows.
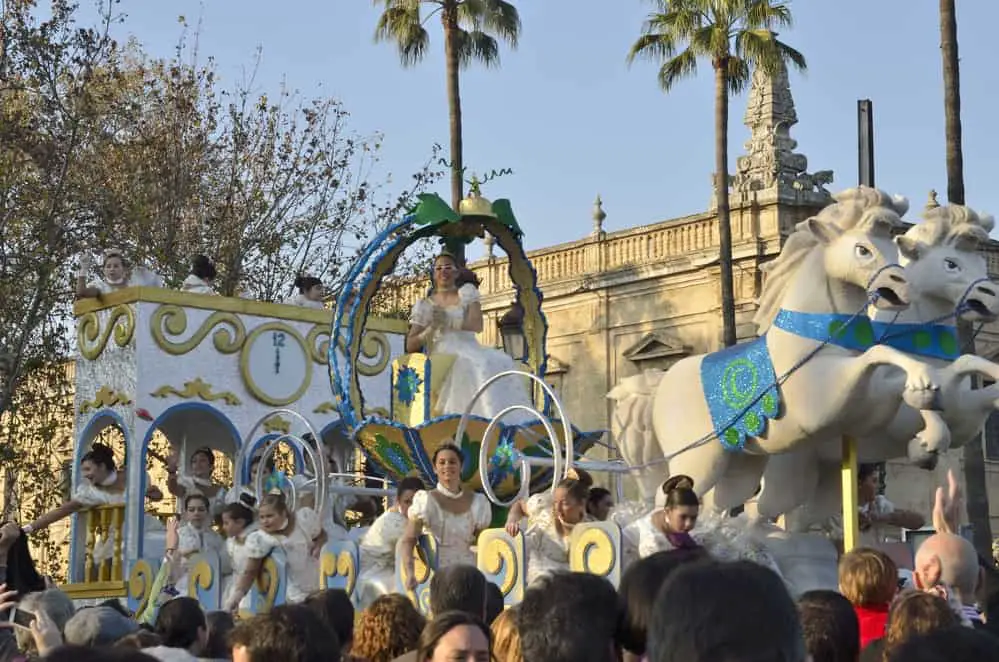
[111,506,124,582]
[84,511,96,581]
[841,436,859,553]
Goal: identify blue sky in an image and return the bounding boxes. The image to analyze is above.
[82,1,999,257]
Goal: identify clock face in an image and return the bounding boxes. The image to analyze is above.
[242,323,312,406]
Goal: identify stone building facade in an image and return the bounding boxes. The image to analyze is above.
[385,63,999,528]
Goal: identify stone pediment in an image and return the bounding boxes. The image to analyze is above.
[623,333,691,362]
[545,354,569,374]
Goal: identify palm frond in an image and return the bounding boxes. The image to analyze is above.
[628,30,678,65]
[456,29,501,68]
[374,3,431,66]
[746,0,794,30]
[725,56,751,93]
[775,39,806,72]
[480,0,521,46]
[658,48,699,92]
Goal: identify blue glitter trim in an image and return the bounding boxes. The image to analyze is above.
[773,309,875,351]
[700,337,782,452]
[872,322,960,360]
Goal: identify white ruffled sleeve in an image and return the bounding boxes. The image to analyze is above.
[72,483,112,508]
[471,493,493,531]
[295,506,322,540]
[458,283,480,305]
[245,530,278,560]
[177,525,202,555]
[409,490,431,525]
[410,299,433,327]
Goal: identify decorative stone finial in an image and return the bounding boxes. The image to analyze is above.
[925,189,940,211]
[484,232,495,257]
[592,195,606,236]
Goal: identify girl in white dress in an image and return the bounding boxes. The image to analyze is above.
[400,444,492,590]
[520,478,591,585]
[232,493,327,604]
[406,253,533,422]
[181,255,217,294]
[172,494,230,596]
[284,275,326,309]
[220,501,259,613]
[75,249,163,299]
[355,476,424,608]
[19,443,164,540]
[166,447,228,521]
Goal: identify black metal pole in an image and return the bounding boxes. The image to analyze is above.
[858,100,875,188]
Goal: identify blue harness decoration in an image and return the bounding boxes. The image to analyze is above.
[772,309,876,351]
[700,336,781,452]
[871,322,959,360]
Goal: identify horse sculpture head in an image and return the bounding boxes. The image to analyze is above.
[756,187,911,332]
[896,204,999,322]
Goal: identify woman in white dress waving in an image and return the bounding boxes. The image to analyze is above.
[285,275,326,309]
[355,476,425,608]
[406,252,533,422]
[400,444,492,590]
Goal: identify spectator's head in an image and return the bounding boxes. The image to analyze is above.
[485,582,504,626]
[231,604,340,662]
[491,606,523,662]
[115,630,164,650]
[429,564,487,619]
[618,548,709,658]
[883,591,959,659]
[45,647,159,662]
[796,589,860,662]
[838,547,898,608]
[204,611,235,660]
[587,487,614,521]
[304,588,354,653]
[64,605,140,647]
[154,596,207,654]
[416,610,491,662]
[647,560,807,662]
[101,598,131,618]
[916,533,981,604]
[519,571,620,662]
[351,593,425,662]
[15,588,76,653]
[886,626,999,661]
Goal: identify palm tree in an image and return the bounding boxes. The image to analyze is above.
[628,0,805,347]
[374,0,520,260]
[938,0,991,556]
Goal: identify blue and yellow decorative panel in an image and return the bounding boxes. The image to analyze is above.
[477,529,526,607]
[126,557,162,616]
[391,353,456,427]
[396,534,438,615]
[355,415,603,502]
[245,550,288,617]
[569,522,622,588]
[320,540,359,598]
[187,552,222,610]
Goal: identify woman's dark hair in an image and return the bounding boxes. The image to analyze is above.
[81,443,116,472]
[4,521,45,596]
[796,590,860,662]
[190,447,215,469]
[588,487,612,510]
[294,275,322,293]
[260,493,289,516]
[222,502,254,527]
[184,494,210,511]
[617,548,710,655]
[556,478,589,504]
[103,250,129,268]
[154,596,206,650]
[191,255,217,281]
[305,588,355,649]
[432,443,464,466]
[858,463,880,484]
[662,475,699,509]
[397,476,425,499]
[101,598,131,618]
[416,610,491,662]
[456,267,480,289]
[204,610,235,658]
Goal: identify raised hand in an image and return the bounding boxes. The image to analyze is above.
[931,469,962,535]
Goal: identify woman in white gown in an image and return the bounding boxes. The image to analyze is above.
[166,447,228,521]
[284,275,326,309]
[18,444,165,561]
[406,253,533,422]
[355,476,424,608]
[400,444,492,590]
[172,494,230,595]
[519,478,590,585]
[75,249,163,299]
[229,493,327,604]
[181,255,217,294]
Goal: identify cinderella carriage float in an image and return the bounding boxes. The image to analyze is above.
[58,183,999,615]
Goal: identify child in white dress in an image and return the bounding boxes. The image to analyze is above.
[519,478,590,585]
[173,494,230,596]
[220,501,260,613]
[356,476,424,608]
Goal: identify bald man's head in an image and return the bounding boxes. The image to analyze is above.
[915,533,980,602]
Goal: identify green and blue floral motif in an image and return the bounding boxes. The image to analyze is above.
[394,366,423,406]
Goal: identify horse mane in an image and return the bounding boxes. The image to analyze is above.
[754,186,909,333]
[906,204,995,253]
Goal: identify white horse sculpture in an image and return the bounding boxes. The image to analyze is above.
[609,187,945,511]
[762,203,999,528]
